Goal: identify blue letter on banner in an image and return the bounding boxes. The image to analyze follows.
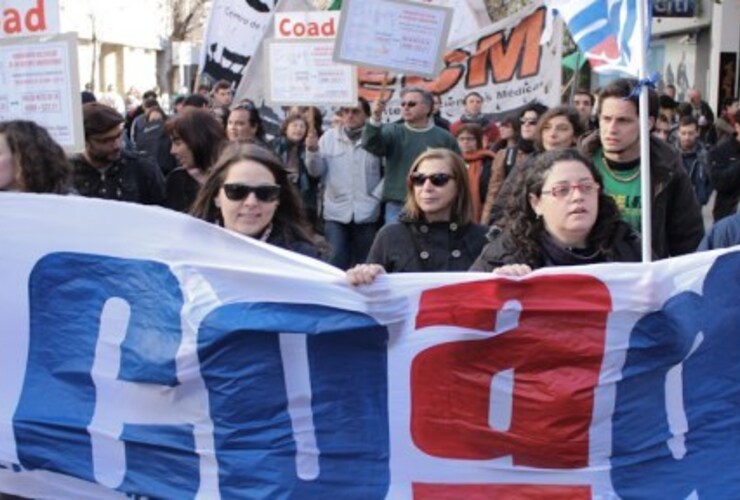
[612,252,740,497]
[14,252,198,497]
[198,302,390,499]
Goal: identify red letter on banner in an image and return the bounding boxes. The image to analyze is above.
[414,483,591,499]
[411,275,611,469]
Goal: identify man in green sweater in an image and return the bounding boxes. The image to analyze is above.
[362,86,460,224]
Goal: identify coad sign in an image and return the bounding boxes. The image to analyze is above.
[1,0,59,37]
[274,11,339,39]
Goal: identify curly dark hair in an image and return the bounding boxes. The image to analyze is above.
[165,108,226,172]
[189,143,313,245]
[501,148,624,267]
[0,120,72,193]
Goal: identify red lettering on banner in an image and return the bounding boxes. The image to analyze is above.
[278,17,336,39]
[411,275,611,469]
[2,0,47,35]
[414,483,591,499]
[467,7,543,87]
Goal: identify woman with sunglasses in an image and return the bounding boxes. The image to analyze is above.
[470,149,641,275]
[347,149,487,284]
[481,103,545,224]
[190,144,319,257]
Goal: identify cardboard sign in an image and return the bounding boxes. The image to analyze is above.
[333,0,452,78]
[0,32,83,152]
[266,39,357,106]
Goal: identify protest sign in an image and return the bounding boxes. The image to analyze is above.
[1,194,739,498]
[265,39,357,106]
[0,0,58,38]
[334,0,453,78]
[0,32,83,152]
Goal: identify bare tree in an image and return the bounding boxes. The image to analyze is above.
[163,0,209,94]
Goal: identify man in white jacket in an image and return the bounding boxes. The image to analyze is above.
[306,97,383,269]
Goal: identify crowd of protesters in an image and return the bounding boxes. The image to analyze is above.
[2,77,739,281]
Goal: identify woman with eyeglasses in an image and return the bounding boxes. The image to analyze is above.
[470,149,641,275]
[190,143,319,257]
[347,148,487,284]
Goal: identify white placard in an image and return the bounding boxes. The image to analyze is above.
[0,0,59,38]
[266,39,357,106]
[333,0,452,78]
[0,32,83,152]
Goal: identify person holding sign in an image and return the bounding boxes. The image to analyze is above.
[361,86,459,225]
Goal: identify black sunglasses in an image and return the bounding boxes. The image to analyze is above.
[400,101,419,108]
[222,183,281,202]
[409,172,454,187]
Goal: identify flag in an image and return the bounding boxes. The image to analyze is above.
[546,0,650,76]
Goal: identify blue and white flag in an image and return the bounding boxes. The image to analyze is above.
[546,0,650,76]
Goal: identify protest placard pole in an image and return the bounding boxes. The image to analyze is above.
[636,1,652,263]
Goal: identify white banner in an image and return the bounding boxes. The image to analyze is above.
[2,194,739,498]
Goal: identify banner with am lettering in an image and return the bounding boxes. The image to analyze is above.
[0,194,739,498]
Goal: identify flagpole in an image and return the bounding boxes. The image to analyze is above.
[637,1,652,263]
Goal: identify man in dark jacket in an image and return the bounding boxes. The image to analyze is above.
[708,108,740,222]
[580,78,703,259]
[71,103,165,205]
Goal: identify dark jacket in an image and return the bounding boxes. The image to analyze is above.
[680,142,712,205]
[71,150,165,205]
[580,132,703,258]
[270,136,319,215]
[165,167,200,213]
[366,215,488,272]
[470,222,642,272]
[708,136,740,221]
[267,223,320,259]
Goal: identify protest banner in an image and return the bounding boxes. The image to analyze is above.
[334,0,453,79]
[265,39,357,106]
[0,32,84,152]
[198,0,277,88]
[1,194,739,498]
[0,0,58,38]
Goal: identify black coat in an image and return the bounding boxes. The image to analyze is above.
[580,132,703,258]
[470,222,642,272]
[71,150,165,205]
[366,217,488,272]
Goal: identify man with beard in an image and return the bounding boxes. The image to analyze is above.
[71,102,165,205]
[580,78,703,258]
